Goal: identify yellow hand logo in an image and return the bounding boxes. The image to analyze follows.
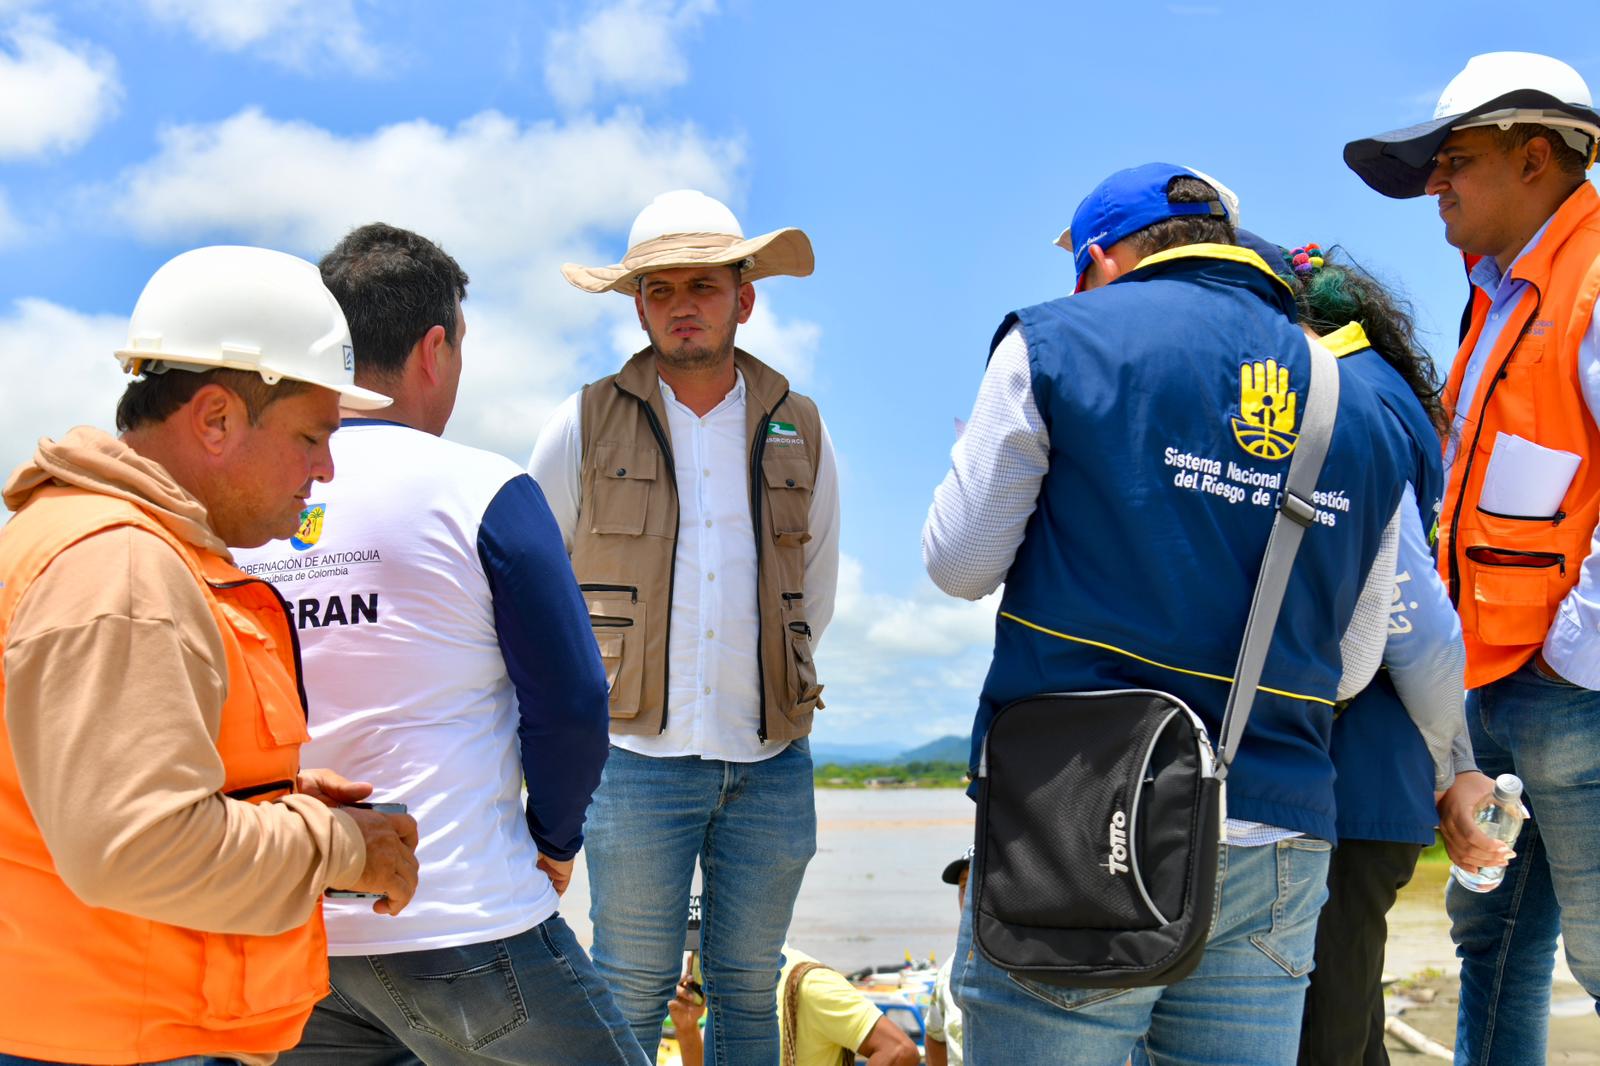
[1231,359,1300,460]
[1240,358,1297,435]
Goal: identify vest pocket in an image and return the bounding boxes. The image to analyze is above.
[781,599,824,718]
[1467,545,1566,646]
[589,444,656,536]
[581,584,645,718]
[762,456,813,549]
[787,632,824,718]
[197,920,326,1028]
[216,601,311,749]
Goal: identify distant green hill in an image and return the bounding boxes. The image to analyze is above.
[893,734,969,765]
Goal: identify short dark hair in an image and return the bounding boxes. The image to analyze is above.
[318,223,470,383]
[1489,123,1590,182]
[1121,176,1237,260]
[115,367,313,431]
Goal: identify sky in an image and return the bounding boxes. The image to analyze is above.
[2,1,1597,751]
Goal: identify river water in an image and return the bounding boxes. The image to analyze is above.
[557,787,976,972]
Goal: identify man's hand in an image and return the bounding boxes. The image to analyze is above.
[668,975,706,1066]
[297,768,373,807]
[338,806,420,916]
[1436,770,1514,874]
[537,853,575,895]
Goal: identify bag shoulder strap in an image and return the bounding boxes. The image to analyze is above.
[782,962,854,1066]
[1214,335,1339,779]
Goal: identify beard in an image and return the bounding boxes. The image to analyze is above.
[647,321,736,372]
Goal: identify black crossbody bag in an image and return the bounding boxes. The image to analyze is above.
[971,337,1339,989]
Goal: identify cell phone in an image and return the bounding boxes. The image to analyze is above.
[326,802,408,898]
[685,979,704,1006]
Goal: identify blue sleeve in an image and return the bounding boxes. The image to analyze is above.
[477,474,611,861]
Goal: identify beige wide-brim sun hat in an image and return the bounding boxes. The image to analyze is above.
[563,189,814,295]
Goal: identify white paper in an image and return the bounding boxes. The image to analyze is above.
[1479,432,1582,517]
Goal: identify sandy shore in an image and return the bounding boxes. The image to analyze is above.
[1382,861,1596,1059]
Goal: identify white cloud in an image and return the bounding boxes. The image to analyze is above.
[99,106,817,460]
[811,555,999,748]
[0,17,120,159]
[546,0,717,110]
[138,0,379,74]
[0,298,128,470]
[738,299,820,388]
[113,107,744,268]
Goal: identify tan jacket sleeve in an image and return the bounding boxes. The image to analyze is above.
[3,526,366,936]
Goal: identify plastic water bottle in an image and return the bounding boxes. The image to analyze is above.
[1450,774,1526,893]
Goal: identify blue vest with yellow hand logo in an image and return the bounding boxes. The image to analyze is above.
[1324,323,1446,845]
[975,246,1408,842]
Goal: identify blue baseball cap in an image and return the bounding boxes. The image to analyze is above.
[1055,163,1236,288]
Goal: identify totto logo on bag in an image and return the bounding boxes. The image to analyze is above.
[1103,810,1129,876]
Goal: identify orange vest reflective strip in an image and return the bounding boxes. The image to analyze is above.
[0,486,326,1062]
[1439,183,1600,689]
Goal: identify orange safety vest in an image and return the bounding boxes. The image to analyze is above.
[1440,182,1600,689]
[0,486,327,1062]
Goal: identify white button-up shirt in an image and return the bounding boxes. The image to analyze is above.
[530,370,841,762]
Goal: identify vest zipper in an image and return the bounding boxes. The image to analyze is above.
[578,582,639,601]
[635,396,679,733]
[225,779,296,802]
[1464,545,1566,575]
[1445,283,1544,607]
[1474,506,1567,525]
[750,391,790,742]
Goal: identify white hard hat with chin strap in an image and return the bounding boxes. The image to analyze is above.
[1345,52,1600,199]
[116,245,391,411]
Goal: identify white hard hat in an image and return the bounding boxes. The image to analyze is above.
[563,189,814,295]
[1346,52,1599,198]
[1445,53,1599,155]
[116,245,391,410]
[628,189,745,246]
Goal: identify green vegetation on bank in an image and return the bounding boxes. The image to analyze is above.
[815,760,970,788]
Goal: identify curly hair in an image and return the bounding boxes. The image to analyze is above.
[1292,249,1446,436]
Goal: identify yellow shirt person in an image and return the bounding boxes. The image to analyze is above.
[669,946,918,1066]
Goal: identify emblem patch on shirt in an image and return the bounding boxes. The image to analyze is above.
[291,503,326,552]
[1231,359,1299,461]
[767,420,805,446]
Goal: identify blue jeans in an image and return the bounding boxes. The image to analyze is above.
[1447,661,1600,1066]
[281,914,647,1065]
[953,837,1332,1065]
[585,740,817,1063]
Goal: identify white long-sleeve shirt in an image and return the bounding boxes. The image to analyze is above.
[530,371,841,762]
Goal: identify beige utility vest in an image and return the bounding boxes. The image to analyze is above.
[574,348,824,742]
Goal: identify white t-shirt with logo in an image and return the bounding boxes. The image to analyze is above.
[235,421,610,955]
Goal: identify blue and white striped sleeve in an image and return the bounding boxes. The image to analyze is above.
[1381,482,1470,787]
[922,325,1051,600]
[477,474,611,861]
[1543,313,1600,690]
